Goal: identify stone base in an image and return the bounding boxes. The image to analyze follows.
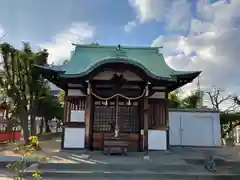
[224,138,235,147]
[143,155,150,160]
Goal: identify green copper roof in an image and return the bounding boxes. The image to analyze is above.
[35,44,200,81]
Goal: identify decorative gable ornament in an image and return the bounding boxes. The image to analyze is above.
[112,45,127,58]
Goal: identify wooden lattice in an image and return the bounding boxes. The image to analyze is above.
[93,100,139,133]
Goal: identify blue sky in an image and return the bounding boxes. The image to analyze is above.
[0,0,239,103]
[0,0,203,49]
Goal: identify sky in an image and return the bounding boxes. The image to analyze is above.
[0,0,239,108]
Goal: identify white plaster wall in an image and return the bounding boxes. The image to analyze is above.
[148,130,167,150]
[64,128,85,148]
[169,110,221,147]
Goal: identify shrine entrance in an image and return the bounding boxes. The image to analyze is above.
[91,96,143,151]
[35,44,201,152]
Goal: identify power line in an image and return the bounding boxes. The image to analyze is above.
[0,32,8,43]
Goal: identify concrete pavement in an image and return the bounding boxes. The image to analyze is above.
[1,141,240,179]
[22,150,240,180]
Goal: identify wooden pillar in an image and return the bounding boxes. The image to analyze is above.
[85,94,93,150]
[143,96,149,151]
[63,97,68,123]
[165,90,170,149]
[61,91,68,149]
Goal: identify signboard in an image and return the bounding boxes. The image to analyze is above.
[70,110,85,122]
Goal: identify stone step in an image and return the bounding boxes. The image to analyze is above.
[23,170,240,180]
[36,163,197,172]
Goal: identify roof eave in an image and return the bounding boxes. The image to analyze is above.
[174,71,202,79]
[59,58,179,82]
[33,64,65,73]
[168,71,201,92]
[33,64,66,89]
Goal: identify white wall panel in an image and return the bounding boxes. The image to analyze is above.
[169,110,221,147]
[148,130,167,150]
[64,128,85,148]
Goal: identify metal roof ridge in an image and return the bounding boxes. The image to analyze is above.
[72,43,162,51]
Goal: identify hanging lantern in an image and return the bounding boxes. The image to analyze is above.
[127,100,131,106]
[87,81,91,95]
[104,100,108,106]
[145,84,149,97]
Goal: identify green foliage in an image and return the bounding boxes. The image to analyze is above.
[219,96,240,138]
[7,136,44,180]
[181,91,200,108]
[168,90,200,108]
[0,42,49,139]
[220,113,240,124]
[32,170,42,180]
[0,42,63,136]
[168,92,182,108]
[37,92,63,120]
[56,60,68,107]
[6,161,25,180]
[220,113,240,138]
[28,136,41,150]
[57,89,65,107]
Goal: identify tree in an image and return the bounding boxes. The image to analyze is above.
[56,60,68,106]
[0,42,48,142]
[181,91,200,108]
[168,91,182,108]
[206,87,238,113]
[37,91,63,134]
[206,87,240,138]
[168,90,200,109]
[57,89,65,107]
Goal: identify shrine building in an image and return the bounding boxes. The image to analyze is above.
[35,44,201,152]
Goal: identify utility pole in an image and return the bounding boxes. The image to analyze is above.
[197,76,202,108]
[197,76,200,93]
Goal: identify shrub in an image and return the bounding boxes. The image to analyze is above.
[7,136,44,180]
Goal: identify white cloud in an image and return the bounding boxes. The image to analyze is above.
[0,29,3,37]
[128,0,168,23]
[196,0,214,21]
[164,0,192,32]
[124,21,137,32]
[0,25,5,40]
[0,25,5,68]
[127,0,192,32]
[151,0,240,108]
[40,22,95,64]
